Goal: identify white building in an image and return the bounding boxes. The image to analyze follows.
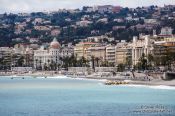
[95,5,114,13]
[132,36,154,65]
[60,46,74,58]
[34,38,61,69]
[159,27,173,36]
[84,35,114,43]
[76,20,92,27]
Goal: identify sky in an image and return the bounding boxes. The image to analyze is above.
[0,0,175,13]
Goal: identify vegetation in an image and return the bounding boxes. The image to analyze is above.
[0,5,175,46]
[117,63,125,72]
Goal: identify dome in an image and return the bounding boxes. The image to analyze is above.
[50,38,61,49]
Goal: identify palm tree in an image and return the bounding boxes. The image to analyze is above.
[17,56,24,67]
[125,56,132,70]
[53,62,57,70]
[117,63,125,72]
[50,60,53,70]
[91,56,95,71]
[72,55,77,67]
[64,55,78,68]
[61,57,68,68]
[35,59,38,69]
[95,57,100,67]
[44,63,47,70]
[59,57,65,68]
[47,59,50,70]
[11,54,17,67]
[62,57,70,69]
[139,53,147,70]
[39,60,42,70]
[50,60,57,70]
[101,60,109,67]
[57,63,61,70]
[79,56,87,67]
[25,54,30,67]
[0,57,4,70]
[147,54,154,70]
[77,58,81,67]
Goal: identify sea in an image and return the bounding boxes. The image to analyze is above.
[0,76,175,116]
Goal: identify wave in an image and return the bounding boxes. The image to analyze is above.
[148,85,175,90]
[120,84,175,90]
[66,76,107,82]
[34,75,69,79]
[72,77,101,81]
[47,76,68,78]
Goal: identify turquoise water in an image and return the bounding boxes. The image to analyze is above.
[0,76,175,116]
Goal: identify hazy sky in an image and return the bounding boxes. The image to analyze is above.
[0,0,175,13]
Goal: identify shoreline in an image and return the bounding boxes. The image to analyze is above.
[0,73,175,87]
[84,77,175,87]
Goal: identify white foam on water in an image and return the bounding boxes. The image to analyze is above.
[120,84,147,88]
[98,82,104,86]
[34,75,69,79]
[3,75,175,90]
[120,84,175,90]
[47,75,68,78]
[70,77,107,82]
[97,79,108,82]
[1,75,32,78]
[147,85,175,90]
[34,76,45,78]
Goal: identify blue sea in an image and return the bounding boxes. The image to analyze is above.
[0,76,175,116]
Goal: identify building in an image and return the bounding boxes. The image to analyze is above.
[51,29,61,36]
[144,19,158,24]
[153,27,175,57]
[14,43,28,53]
[159,27,173,36]
[24,47,34,67]
[86,45,106,62]
[83,35,114,43]
[76,20,92,27]
[112,6,122,13]
[132,36,154,65]
[0,47,12,69]
[34,38,61,69]
[106,45,116,65]
[95,5,114,13]
[115,42,132,65]
[74,42,98,60]
[12,43,34,67]
[60,45,74,58]
[154,37,175,56]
